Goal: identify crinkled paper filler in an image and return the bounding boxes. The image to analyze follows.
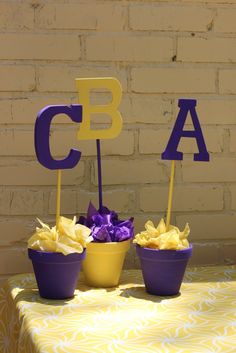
[28,216,93,255]
[134,218,190,250]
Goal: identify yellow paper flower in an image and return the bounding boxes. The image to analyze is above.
[28,217,93,255]
[133,219,190,250]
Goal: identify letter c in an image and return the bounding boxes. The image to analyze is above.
[34,105,82,170]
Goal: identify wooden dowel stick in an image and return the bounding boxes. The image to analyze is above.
[166,160,176,231]
[96,139,103,210]
[56,169,62,230]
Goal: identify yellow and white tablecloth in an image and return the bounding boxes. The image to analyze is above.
[0,266,236,353]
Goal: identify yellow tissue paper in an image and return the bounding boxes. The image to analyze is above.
[28,216,93,255]
[133,219,190,250]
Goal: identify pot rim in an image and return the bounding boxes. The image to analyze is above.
[28,248,86,264]
[86,239,130,254]
[136,243,192,252]
[89,238,131,245]
[136,243,193,261]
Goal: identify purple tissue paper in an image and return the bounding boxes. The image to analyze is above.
[78,202,134,243]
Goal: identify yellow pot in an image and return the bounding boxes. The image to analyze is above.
[82,240,130,287]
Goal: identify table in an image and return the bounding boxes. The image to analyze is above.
[0,266,236,353]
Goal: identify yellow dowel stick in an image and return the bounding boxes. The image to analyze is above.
[56,169,62,230]
[166,160,176,231]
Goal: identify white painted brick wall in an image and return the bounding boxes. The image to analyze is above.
[1,0,236,280]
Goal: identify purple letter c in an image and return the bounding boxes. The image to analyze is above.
[34,105,82,170]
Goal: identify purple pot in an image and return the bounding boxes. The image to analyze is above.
[136,244,192,296]
[28,249,86,299]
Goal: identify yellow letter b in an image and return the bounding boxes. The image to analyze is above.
[75,77,123,140]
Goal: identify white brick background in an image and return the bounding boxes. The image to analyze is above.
[1,0,236,283]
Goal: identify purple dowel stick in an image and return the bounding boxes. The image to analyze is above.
[96,139,103,210]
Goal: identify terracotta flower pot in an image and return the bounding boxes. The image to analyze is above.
[28,248,86,299]
[136,244,193,296]
[82,240,130,287]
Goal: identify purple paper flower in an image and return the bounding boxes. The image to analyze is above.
[78,202,134,243]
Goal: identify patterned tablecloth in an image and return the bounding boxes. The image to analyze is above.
[0,266,236,353]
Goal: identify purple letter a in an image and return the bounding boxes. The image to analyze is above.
[162,99,209,162]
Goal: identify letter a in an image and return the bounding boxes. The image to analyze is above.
[75,77,123,140]
[162,99,209,161]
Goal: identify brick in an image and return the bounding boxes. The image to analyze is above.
[131,68,216,93]
[37,3,126,31]
[38,65,127,92]
[123,246,137,270]
[196,100,236,125]
[130,5,213,32]
[0,65,35,92]
[99,189,135,212]
[74,92,118,109]
[49,190,77,215]
[0,248,32,275]
[186,126,221,152]
[0,161,84,186]
[0,34,80,61]
[0,128,94,157]
[77,131,134,156]
[219,70,236,94]
[101,131,134,156]
[215,9,236,33]
[139,129,171,155]
[93,159,168,185]
[221,243,236,264]
[229,129,236,152]
[72,94,172,125]
[50,129,79,158]
[182,158,236,182]
[51,130,134,157]
[77,191,98,214]
[77,189,135,213]
[0,276,9,288]
[178,37,236,63]
[0,3,34,29]
[0,100,12,123]
[0,219,34,245]
[93,3,126,31]
[123,95,172,124]
[168,0,236,3]
[139,127,222,155]
[86,35,173,62]
[133,252,141,270]
[0,100,11,122]
[189,243,220,266]
[0,128,131,161]
[0,189,11,215]
[8,96,142,126]
[229,186,236,210]
[133,214,164,236]
[139,186,224,212]
[0,129,34,156]
[10,190,44,216]
[176,214,236,240]
[10,97,74,125]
